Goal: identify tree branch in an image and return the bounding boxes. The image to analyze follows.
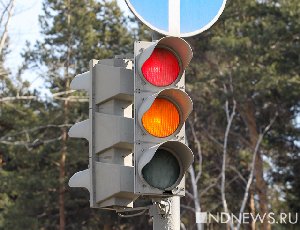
[0,124,72,140]
[200,173,222,197]
[0,0,10,26]
[229,165,247,185]
[185,190,194,200]
[0,0,14,55]
[0,95,37,102]
[52,90,88,102]
[221,83,236,230]
[0,135,63,147]
[180,204,196,213]
[188,118,203,183]
[236,114,277,230]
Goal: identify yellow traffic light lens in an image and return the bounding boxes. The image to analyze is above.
[142,98,180,138]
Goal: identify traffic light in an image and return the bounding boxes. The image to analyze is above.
[69,37,194,208]
[68,58,138,209]
[134,37,194,196]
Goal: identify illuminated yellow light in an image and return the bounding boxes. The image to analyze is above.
[142,98,180,138]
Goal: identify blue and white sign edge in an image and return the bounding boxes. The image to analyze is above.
[125,0,227,37]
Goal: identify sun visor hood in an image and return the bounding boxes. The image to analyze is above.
[138,141,194,190]
[137,37,193,72]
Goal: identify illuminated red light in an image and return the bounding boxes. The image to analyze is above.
[141,47,180,87]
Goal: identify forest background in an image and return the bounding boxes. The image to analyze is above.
[0,0,299,229]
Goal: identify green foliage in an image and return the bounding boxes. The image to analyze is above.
[184,0,300,228]
[1,0,139,229]
[1,0,299,229]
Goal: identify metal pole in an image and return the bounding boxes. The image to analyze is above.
[150,196,180,230]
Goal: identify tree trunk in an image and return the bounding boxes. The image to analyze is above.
[254,151,270,230]
[59,118,67,230]
[103,224,112,230]
[59,1,71,229]
[239,101,271,230]
[59,68,70,230]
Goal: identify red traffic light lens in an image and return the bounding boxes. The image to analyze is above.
[141,98,180,138]
[141,47,181,87]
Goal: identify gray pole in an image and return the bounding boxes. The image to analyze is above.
[150,197,180,230]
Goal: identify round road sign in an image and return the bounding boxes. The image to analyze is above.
[125,0,227,37]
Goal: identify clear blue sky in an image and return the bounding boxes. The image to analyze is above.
[6,0,43,91]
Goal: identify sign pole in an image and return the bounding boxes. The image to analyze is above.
[168,0,180,36]
[150,197,180,230]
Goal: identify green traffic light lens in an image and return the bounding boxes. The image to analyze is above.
[142,149,180,190]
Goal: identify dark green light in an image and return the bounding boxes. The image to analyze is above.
[142,149,180,189]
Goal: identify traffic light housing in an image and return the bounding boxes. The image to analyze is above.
[134,37,194,196]
[68,37,194,208]
[68,58,138,209]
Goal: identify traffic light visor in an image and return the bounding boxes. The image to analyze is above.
[138,141,194,191]
[137,37,193,87]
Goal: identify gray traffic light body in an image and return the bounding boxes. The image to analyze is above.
[69,36,194,209]
[68,58,138,209]
[133,37,194,196]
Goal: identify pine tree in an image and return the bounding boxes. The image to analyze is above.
[4,0,135,229]
[184,0,300,229]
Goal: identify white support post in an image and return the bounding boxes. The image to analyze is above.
[168,0,180,36]
[150,197,180,230]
